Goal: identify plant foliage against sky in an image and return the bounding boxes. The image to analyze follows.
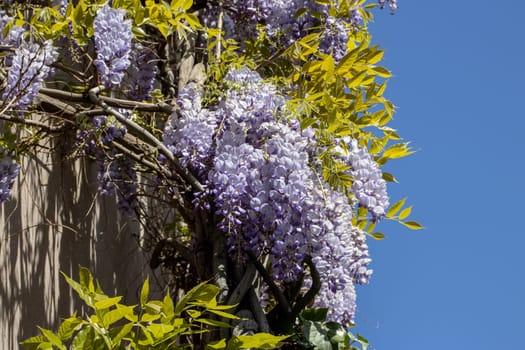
[0,0,418,348]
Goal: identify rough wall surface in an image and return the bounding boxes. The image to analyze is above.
[0,146,149,349]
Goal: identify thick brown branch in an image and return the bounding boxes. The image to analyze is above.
[247,251,292,317]
[248,287,270,333]
[39,87,176,114]
[0,113,59,133]
[292,255,321,317]
[227,264,257,305]
[36,92,78,117]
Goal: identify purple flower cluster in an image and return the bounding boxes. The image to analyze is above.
[162,83,217,180]
[379,0,398,13]
[93,4,132,87]
[2,41,58,110]
[125,42,157,101]
[97,154,138,214]
[0,150,19,203]
[163,68,384,324]
[344,139,390,221]
[76,110,138,215]
[206,0,363,60]
[210,69,318,281]
[308,188,372,324]
[52,0,68,15]
[0,11,24,48]
[320,16,349,62]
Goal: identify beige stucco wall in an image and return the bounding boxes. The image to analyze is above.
[0,146,149,349]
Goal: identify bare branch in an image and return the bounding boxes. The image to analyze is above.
[227,264,257,305]
[39,87,176,114]
[87,85,203,192]
[0,113,59,133]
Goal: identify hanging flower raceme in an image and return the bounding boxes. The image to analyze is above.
[93,4,132,87]
[345,139,390,221]
[2,41,58,110]
[125,42,157,101]
[0,11,24,48]
[162,68,384,325]
[0,150,19,203]
[379,0,398,13]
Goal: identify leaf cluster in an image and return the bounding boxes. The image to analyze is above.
[24,0,201,43]
[21,268,288,350]
[297,308,369,350]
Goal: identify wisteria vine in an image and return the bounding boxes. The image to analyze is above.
[162,67,387,324]
[0,0,411,343]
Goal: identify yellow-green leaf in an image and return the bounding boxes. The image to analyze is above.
[398,206,412,220]
[400,221,424,230]
[140,277,149,306]
[37,327,66,350]
[229,333,290,349]
[369,232,385,240]
[386,197,406,218]
[94,296,122,310]
[382,143,414,159]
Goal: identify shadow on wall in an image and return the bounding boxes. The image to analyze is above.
[0,140,149,349]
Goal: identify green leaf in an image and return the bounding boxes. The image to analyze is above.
[382,172,398,183]
[109,323,134,345]
[302,320,332,350]
[398,206,412,220]
[102,307,131,327]
[186,309,202,319]
[71,326,95,350]
[117,304,138,322]
[382,143,414,159]
[400,221,425,230]
[366,48,384,64]
[148,323,174,340]
[94,296,122,310]
[140,277,149,306]
[61,272,92,307]
[294,7,308,19]
[137,324,154,346]
[195,318,231,328]
[386,197,406,218]
[162,291,175,321]
[370,66,392,78]
[37,326,66,350]
[141,313,161,322]
[369,232,385,240]
[228,333,289,349]
[300,308,328,322]
[174,282,218,314]
[35,342,53,350]
[78,267,95,293]
[207,339,227,350]
[206,308,240,320]
[20,335,47,350]
[325,322,348,345]
[144,301,163,314]
[57,316,82,342]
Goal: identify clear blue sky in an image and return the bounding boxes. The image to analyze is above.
[355,1,525,349]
